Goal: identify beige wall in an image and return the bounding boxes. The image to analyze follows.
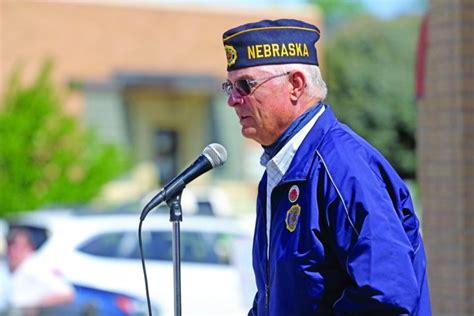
[1,1,322,114]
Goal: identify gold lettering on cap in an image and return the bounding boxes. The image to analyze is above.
[255,44,263,58]
[247,46,256,59]
[263,44,272,57]
[246,43,310,59]
[280,44,288,56]
[295,43,303,56]
[288,43,296,56]
[303,43,309,56]
[272,43,280,57]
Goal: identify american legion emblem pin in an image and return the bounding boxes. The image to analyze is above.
[285,204,301,232]
[225,45,237,67]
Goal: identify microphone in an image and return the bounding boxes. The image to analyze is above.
[140,143,227,220]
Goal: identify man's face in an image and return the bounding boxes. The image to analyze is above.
[226,66,294,146]
[7,231,34,272]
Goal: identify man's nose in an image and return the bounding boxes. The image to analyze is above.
[227,90,244,107]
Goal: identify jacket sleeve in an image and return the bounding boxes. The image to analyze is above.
[323,164,422,315]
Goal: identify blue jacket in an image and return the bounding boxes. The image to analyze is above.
[249,106,431,315]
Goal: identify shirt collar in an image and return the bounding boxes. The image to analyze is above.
[266,105,325,177]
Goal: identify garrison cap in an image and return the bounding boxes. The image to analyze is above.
[222,19,321,71]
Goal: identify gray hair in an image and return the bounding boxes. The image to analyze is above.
[262,64,328,100]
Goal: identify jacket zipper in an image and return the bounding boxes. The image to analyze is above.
[265,188,272,315]
[265,186,274,314]
[265,259,270,308]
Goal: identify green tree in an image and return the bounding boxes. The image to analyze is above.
[0,62,130,217]
[309,0,365,29]
[324,15,421,178]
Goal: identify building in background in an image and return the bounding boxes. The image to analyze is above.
[1,1,322,212]
[417,1,474,315]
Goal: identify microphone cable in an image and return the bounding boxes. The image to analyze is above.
[139,190,164,315]
[138,217,154,316]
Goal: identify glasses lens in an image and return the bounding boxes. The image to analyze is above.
[222,79,254,96]
[222,81,233,95]
[235,79,252,96]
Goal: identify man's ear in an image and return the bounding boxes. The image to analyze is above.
[289,71,306,103]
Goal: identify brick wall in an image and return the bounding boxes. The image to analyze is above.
[418,0,474,315]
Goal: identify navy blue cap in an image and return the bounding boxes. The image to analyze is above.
[223,19,321,71]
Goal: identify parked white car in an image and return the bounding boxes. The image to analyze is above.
[9,207,255,316]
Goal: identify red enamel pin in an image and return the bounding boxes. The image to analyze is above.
[288,185,300,203]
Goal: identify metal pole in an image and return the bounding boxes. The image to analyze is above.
[167,194,183,316]
[172,221,182,316]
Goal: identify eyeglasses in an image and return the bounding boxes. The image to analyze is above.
[222,72,290,96]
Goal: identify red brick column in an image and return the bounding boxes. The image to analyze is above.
[417,1,474,315]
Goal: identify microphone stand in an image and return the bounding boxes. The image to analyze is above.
[166,193,183,316]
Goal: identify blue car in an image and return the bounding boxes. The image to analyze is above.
[71,284,158,316]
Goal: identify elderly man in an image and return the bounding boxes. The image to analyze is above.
[222,19,431,315]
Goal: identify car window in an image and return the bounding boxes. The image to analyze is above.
[77,232,126,258]
[77,230,233,265]
[8,225,49,250]
[197,201,214,215]
[180,231,231,265]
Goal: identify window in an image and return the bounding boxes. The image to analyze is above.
[77,232,126,258]
[154,129,178,184]
[77,230,233,265]
[8,225,49,250]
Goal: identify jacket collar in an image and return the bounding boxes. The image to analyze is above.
[279,104,338,183]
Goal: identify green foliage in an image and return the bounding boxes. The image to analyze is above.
[0,62,130,217]
[324,15,421,178]
[309,0,365,27]
[310,0,364,16]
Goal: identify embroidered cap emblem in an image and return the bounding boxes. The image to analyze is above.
[285,204,301,232]
[288,185,299,203]
[225,45,237,67]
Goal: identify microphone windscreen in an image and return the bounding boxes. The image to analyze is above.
[203,143,227,168]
